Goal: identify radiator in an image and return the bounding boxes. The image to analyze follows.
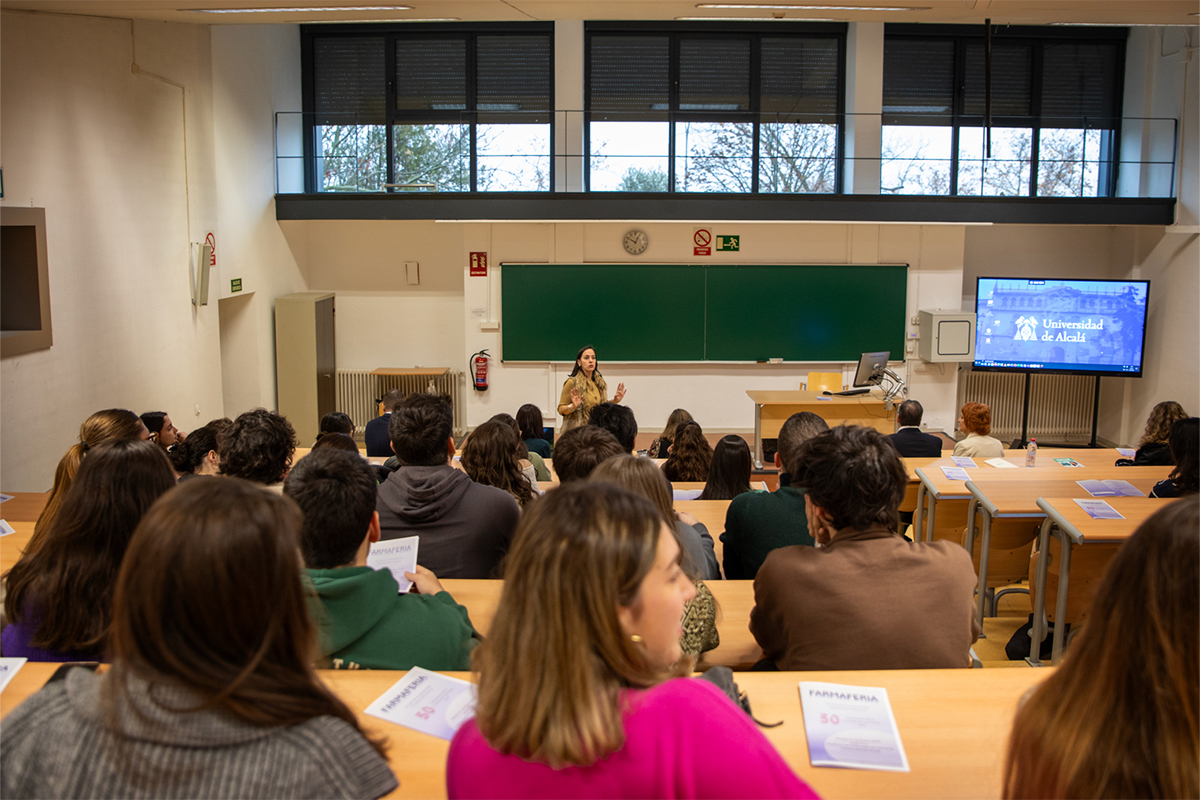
[962,371,1095,444]
[336,369,467,439]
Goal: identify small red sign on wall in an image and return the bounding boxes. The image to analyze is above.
[693,228,711,256]
[470,252,488,276]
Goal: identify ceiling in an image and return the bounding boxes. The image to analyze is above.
[1,0,1197,26]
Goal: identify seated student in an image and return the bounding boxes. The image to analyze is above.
[0,478,397,800]
[661,420,713,482]
[647,408,693,459]
[446,483,816,800]
[319,411,355,438]
[551,425,627,484]
[1003,496,1198,800]
[698,435,753,501]
[140,410,185,452]
[30,408,149,555]
[1117,400,1189,466]
[589,402,638,454]
[720,412,828,580]
[2,440,175,661]
[1150,417,1198,498]
[171,424,222,481]
[889,399,942,457]
[461,420,535,508]
[953,402,1004,460]
[750,425,980,670]
[366,388,405,457]
[284,449,477,671]
[487,413,545,486]
[219,408,297,487]
[377,393,519,579]
[313,431,361,454]
[517,403,552,459]
[591,455,721,581]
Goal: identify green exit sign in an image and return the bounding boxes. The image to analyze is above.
[716,235,740,252]
[230,278,242,293]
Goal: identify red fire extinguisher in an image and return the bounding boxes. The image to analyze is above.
[471,349,490,391]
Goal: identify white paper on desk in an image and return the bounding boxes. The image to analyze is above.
[673,488,703,501]
[1116,448,1136,458]
[1077,480,1144,498]
[365,667,477,740]
[1073,498,1125,520]
[0,658,27,692]
[798,682,909,772]
[0,494,12,503]
[816,396,833,401]
[940,466,970,481]
[951,456,977,468]
[0,519,15,536]
[985,458,1018,469]
[367,537,419,593]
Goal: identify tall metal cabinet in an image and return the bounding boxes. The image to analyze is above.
[275,292,335,445]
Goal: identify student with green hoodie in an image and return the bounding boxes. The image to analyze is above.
[284,448,478,671]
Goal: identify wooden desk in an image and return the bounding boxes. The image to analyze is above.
[1,492,49,523]
[1,664,1053,800]
[747,390,895,468]
[962,472,1165,633]
[1,521,37,574]
[1028,497,1168,666]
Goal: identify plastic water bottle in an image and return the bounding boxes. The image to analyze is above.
[1025,438,1038,467]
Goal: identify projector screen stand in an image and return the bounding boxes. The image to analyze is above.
[1017,374,1101,449]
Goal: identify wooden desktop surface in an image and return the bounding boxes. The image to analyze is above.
[1,492,49,523]
[1039,496,1170,543]
[747,390,895,437]
[0,662,1052,800]
[920,464,1169,500]
[967,476,1164,515]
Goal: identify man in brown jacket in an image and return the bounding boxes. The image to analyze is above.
[750,425,980,670]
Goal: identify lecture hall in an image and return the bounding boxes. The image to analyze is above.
[0,0,1197,798]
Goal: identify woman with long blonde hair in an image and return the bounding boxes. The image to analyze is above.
[448,483,813,799]
[1003,496,1198,799]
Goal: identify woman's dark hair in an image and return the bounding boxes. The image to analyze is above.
[3,440,176,654]
[319,411,355,437]
[516,404,546,443]
[462,420,533,506]
[107,478,385,757]
[139,411,167,437]
[794,426,906,532]
[489,413,529,460]
[567,344,603,379]
[662,421,713,483]
[699,435,753,500]
[312,432,360,454]
[169,425,220,474]
[219,408,297,484]
[1168,417,1199,495]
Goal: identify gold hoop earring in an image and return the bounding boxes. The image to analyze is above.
[630,634,644,644]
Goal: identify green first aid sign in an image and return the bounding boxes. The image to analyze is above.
[716,235,740,251]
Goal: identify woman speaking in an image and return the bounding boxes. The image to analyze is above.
[558,345,626,433]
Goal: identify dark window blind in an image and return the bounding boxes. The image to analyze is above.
[1041,42,1121,126]
[589,35,670,119]
[882,38,954,124]
[679,38,750,111]
[313,37,386,124]
[395,39,466,112]
[760,37,840,122]
[477,35,552,122]
[964,42,1033,118]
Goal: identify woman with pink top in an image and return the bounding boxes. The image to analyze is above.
[446,482,817,799]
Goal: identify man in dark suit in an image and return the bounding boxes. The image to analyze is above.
[365,388,405,457]
[889,400,942,458]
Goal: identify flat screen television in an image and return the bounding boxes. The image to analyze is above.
[974,278,1150,377]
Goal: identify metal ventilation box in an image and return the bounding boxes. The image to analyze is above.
[918,310,976,362]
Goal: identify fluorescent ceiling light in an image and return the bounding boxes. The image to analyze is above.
[696,3,926,9]
[190,5,414,13]
[678,15,840,20]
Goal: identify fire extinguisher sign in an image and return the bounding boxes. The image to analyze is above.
[470,252,488,276]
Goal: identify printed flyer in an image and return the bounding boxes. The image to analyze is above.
[798,682,909,772]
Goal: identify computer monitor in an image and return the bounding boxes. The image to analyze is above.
[852,351,890,388]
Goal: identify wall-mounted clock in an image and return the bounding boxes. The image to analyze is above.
[622,229,649,256]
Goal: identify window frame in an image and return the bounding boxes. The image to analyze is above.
[300,22,555,194]
[882,24,1127,198]
[584,21,847,194]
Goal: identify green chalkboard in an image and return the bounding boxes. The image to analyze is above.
[500,263,907,362]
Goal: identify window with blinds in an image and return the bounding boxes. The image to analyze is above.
[880,26,1125,199]
[303,25,552,193]
[586,25,845,194]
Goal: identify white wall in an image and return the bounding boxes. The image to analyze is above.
[0,11,223,491]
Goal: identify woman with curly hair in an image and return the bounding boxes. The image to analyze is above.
[661,420,713,483]
[461,420,534,507]
[1117,400,1189,466]
[1150,418,1199,498]
[647,408,693,459]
